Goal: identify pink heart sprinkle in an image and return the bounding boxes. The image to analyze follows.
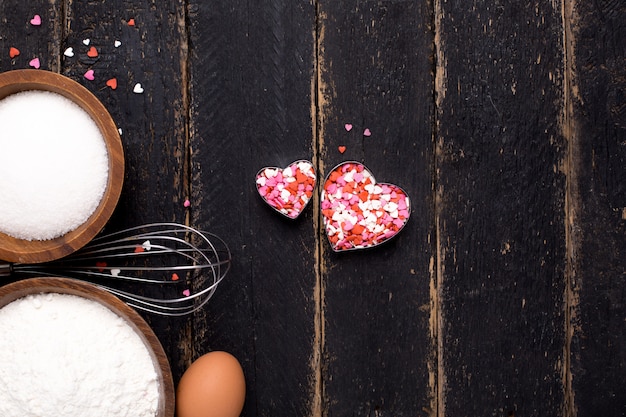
[183,199,191,207]
[84,69,94,80]
[28,57,40,69]
[182,289,190,297]
[344,123,353,131]
[30,15,42,26]
[363,128,372,137]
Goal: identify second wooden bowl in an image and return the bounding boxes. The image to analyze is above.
[0,277,175,417]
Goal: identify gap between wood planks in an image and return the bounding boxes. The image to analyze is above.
[433,0,445,415]
[310,1,325,417]
[560,0,581,416]
[174,0,195,369]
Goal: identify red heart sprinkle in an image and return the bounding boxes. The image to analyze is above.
[134,246,144,253]
[321,161,410,251]
[338,146,346,154]
[96,261,107,272]
[9,47,19,58]
[128,18,135,26]
[256,160,316,219]
[87,46,98,58]
[106,78,118,89]
[171,273,180,281]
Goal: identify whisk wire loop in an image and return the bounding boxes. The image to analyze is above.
[4,223,231,316]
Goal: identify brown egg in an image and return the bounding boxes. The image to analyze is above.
[176,351,246,417]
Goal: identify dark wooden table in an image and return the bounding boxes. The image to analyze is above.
[1,1,624,416]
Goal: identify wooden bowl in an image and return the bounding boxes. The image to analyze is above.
[0,277,175,417]
[0,69,124,263]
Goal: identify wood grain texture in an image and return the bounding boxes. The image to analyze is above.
[62,0,188,226]
[568,0,626,414]
[0,1,624,415]
[0,1,63,73]
[317,2,435,415]
[62,0,191,382]
[435,1,567,415]
[187,1,318,415]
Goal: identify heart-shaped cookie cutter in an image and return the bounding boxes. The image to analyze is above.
[320,161,411,252]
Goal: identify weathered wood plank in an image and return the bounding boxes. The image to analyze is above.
[435,1,567,415]
[568,0,626,414]
[317,2,435,415]
[187,1,318,415]
[63,0,190,381]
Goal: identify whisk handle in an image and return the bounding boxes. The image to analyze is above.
[0,263,12,277]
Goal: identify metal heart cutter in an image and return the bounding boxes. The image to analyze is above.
[320,161,410,252]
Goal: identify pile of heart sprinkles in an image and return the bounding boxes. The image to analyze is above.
[321,162,410,251]
[256,161,316,219]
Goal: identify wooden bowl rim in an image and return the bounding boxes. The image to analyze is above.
[0,277,175,417]
[0,69,124,264]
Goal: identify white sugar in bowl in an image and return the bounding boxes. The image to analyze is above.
[0,69,124,263]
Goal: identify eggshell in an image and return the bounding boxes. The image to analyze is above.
[176,351,246,417]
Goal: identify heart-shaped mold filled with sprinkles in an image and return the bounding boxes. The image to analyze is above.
[321,162,410,252]
[256,160,316,219]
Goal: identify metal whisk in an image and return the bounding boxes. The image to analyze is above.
[0,223,231,316]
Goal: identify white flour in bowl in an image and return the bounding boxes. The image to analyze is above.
[0,292,160,417]
[0,90,109,241]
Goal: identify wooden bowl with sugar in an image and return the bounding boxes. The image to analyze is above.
[0,277,175,417]
[0,69,124,264]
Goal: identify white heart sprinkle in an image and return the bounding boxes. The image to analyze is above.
[63,47,74,57]
[264,168,278,178]
[82,38,90,45]
[118,128,123,135]
[114,40,122,47]
[111,269,121,277]
[142,240,152,251]
[133,83,144,94]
